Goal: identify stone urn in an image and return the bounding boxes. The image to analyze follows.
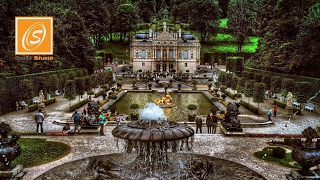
[291,126,320,176]
[0,122,21,171]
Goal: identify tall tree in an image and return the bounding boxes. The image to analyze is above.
[58,9,96,73]
[188,0,221,43]
[253,82,266,113]
[292,2,320,78]
[136,0,156,23]
[114,3,139,43]
[74,0,110,48]
[227,0,257,52]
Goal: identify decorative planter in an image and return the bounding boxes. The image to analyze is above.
[291,127,320,176]
[0,122,21,171]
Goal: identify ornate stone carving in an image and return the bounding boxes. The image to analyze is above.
[157,32,172,40]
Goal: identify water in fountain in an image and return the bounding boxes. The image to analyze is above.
[35,103,267,180]
[112,103,199,179]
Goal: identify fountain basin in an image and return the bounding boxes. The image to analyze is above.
[34,154,267,180]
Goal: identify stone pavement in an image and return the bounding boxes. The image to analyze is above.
[1,66,319,180]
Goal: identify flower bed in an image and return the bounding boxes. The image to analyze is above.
[246,133,320,138]
[46,132,70,136]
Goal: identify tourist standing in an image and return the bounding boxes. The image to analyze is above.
[273,105,277,117]
[115,113,121,126]
[268,108,272,121]
[206,113,214,134]
[71,110,81,133]
[212,113,218,134]
[98,112,106,136]
[195,116,202,134]
[35,109,44,134]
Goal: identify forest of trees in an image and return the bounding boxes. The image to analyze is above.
[0,0,319,78]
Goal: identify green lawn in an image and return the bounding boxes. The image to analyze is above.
[254,146,300,169]
[1,138,71,168]
[219,18,228,28]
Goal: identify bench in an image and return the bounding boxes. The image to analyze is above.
[21,101,28,108]
[305,103,315,112]
[292,101,300,108]
[55,90,61,96]
[32,96,40,104]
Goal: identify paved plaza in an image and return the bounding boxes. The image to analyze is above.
[1,66,319,180]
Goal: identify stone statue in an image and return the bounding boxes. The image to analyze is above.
[39,90,45,103]
[285,92,293,108]
[86,101,100,125]
[89,158,121,179]
[163,22,166,32]
[223,102,241,130]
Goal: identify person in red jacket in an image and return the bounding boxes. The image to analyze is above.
[273,105,277,117]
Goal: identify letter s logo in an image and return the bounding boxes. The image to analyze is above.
[21,22,46,51]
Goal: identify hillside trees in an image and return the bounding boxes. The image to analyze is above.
[227,0,257,52]
[188,0,221,43]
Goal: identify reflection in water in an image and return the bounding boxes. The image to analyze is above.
[114,92,214,122]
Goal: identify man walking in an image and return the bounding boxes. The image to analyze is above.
[71,110,81,133]
[195,116,202,134]
[268,108,272,121]
[35,109,44,134]
[206,113,214,134]
[98,112,106,136]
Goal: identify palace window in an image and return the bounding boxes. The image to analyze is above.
[185,63,187,67]
[141,50,146,58]
[169,50,173,58]
[183,50,188,59]
[156,50,161,58]
[142,62,145,66]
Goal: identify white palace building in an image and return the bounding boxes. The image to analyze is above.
[130,22,201,73]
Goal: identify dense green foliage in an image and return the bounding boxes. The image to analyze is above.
[227,0,257,52]
[247,0,320,78]
[226,56,244,74]
[10,138,70,168]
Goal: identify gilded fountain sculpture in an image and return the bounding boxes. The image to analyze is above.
[154,92,174,108]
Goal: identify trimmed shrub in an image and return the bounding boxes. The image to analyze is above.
[28,104,38,112]
[108,94,117,100]
[28,98,56,112]
[70,99,89,112]
[220,88,236,99]
[226,56,244,75]
[240,100,259,114]
[95,89,106,98]
[187,104,197,111]
[272,147,286,159]
[130,103,139,109]
[284,136,293,146]
[44,98,56,106]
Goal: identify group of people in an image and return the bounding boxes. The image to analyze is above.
[15,100,27,110]
[268,105,278,121]
[195,113,218,134]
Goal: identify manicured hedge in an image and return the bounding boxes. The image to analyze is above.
[28,98,56,112]
[94,89,106,98]
[274,100,301,115]
[220,88,236,99]
[240,100,259,114]
[226,56,244,75]
[70,99,89,112]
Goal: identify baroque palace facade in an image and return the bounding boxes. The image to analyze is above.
[131,22,201,73]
